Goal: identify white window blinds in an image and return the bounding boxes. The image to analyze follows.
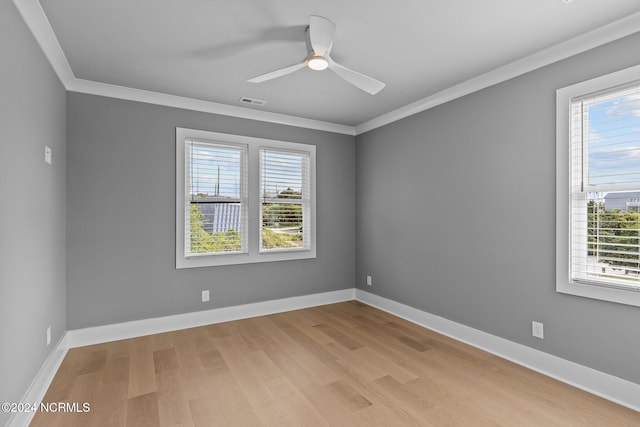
[177,128,316,268]
[570,82,640,290]
[185,140,247,256]
[260,148,311,252]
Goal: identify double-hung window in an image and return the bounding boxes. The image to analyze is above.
[556,64,640,307]
[185,140,248,256]
[260,148,311,252]
[176,128,316,268]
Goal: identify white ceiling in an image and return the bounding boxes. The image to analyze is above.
[24,0,640,131]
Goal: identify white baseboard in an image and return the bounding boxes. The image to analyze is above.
[7,289,354,427]
[10,287,638,427]
[66,288,355,348]
[6,334,69,427]
[355,289,640,412]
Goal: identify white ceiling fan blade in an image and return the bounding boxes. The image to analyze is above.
[328,57,385,95]
[247,62,306,83]
[309,15,335,55]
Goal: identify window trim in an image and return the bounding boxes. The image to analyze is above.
[184,139,248,257]
[176,128,316,268]
[258,147,311,253]
[556,63,640,307]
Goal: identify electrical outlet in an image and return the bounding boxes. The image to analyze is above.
[202,290,210,302]
[532,321,544,339]
[366,275,372,286]
[46,326,51,346]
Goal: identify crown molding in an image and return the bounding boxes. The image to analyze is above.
[11,0,355,136]
[12,0,74,86]
[13,0,640,137]
[355,11,640,135]
[68,79,356,135]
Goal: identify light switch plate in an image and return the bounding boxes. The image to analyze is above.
[45,146,52,165]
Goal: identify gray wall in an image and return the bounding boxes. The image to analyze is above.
[356,32,640,384]
[5,1,639,415]
[0,1,67,423]
[66,93,355,329]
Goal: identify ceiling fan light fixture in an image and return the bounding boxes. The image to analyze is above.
[247,16,385,94]
[307,56,329,71]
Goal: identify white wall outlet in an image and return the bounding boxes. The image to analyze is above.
[44,146,52,165]
[532,321,544,339]
[366,275,372,286]
[202,290,210,302]
[46,326,51,346]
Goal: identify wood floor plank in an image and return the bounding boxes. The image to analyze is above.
[127,336,157,398]
[197,349,228,377]
[153,348,179,374]
[78,349,108,375]
[324,341,388,381]
[255,315,342,385]
[171,330,213,402]
[102,356,130,385]
[326,379,372,412]
[31,301,640,426]
[190,327,218,354]
[264,375,330,426]
[242,317,356,425]
[156,368,194,427]
[88,357,130,427]
[313,323,365,350]
[150,331,175,352]
[214,333,328,426]
[126,392,159,427]
[300,307,423,384]
[280,310,335,346]
[270,312,431,425]
[186,398,212,427]
[184,328,257,426]
[63,370,102,427]
[202,370,262,426]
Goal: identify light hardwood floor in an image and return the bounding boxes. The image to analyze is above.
[30,301,640,426]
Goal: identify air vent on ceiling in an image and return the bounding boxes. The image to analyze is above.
[239,96,266,106]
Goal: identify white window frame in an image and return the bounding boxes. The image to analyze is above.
[259,147,312,253]
[176,128,316,268]
[556,63,640,307]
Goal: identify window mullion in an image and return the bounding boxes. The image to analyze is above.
[177,128,316,268]
[247,144,261,257]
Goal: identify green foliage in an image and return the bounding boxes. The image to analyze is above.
[189,204,241,253]
[189,201,303,253]
[261,189,304,248]
[262,188,303,228]
[588,201,640,269]
[261,227,302,249]
[277,187,302,199]
[262,204,302,228]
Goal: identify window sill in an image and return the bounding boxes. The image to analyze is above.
[556,279,640,308]
[176,249,316,269]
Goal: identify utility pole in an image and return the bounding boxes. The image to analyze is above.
[216,165,220,196]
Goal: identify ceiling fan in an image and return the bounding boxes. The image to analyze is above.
[247,15,385,95]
